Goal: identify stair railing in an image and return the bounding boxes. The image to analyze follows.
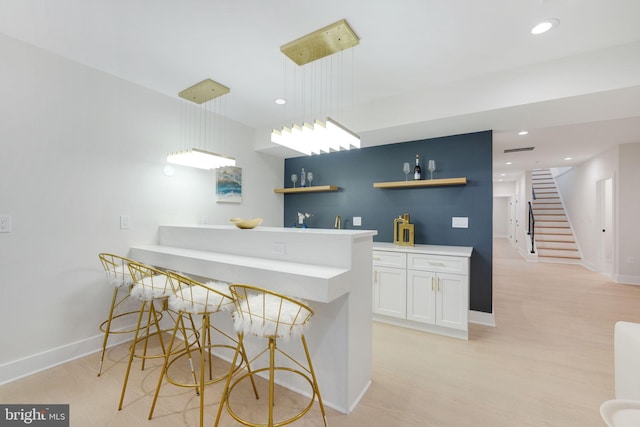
[527,201,536,254]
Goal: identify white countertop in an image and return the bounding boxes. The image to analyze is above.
[132,244,349,279]
[373,242,473,257]
[161,224,378,238]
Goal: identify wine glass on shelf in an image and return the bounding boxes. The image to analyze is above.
[428,160,436,180]
[403,162,411,181]
[291,174,298,188]
[307,171,313,187]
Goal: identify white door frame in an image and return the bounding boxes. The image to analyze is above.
[596,177,614,278]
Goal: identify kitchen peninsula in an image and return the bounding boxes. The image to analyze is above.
[130,224,377,414]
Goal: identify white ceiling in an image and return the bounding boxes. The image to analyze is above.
[2,0,640,181]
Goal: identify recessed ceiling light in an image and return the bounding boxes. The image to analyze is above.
[506,162,513,165]
[275,98,287,105]
[518,130,528,136]
[531,18,559,35]
[500,173,506,176]
[498,179,503,182]
[564,157,572,161]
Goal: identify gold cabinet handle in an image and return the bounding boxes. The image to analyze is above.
[431,277,434,292]
[438,277,441,292]
[374,270,378,283]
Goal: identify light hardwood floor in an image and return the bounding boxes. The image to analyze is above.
[2,238,640,426]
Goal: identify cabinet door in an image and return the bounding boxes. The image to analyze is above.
[373,266,406,319]
[406,270,436,324]
[434,273,468,331]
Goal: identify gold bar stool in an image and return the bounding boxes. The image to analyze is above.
[215,284,328,427]
[118,261,177,410]
[97,253,150,377]
[148,272,258,427]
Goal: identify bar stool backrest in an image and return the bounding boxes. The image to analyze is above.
[167,271,234,314]
[229,284,313,340]
[99,253,135,288]
[126,261,172,301]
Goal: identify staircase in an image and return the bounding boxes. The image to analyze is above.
[531,169,581,263]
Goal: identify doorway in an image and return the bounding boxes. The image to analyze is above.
[596,177,614,277]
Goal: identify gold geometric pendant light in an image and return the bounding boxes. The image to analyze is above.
[168,79,235,170]
[273,19,361,156]
[178,79,230,104]
[280,19,360,66]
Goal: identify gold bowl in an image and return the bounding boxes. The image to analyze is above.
[230,217,263,229]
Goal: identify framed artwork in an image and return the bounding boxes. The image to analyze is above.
[216,166,242,203]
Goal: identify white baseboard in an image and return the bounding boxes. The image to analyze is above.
[616,274,640,285]
[469,310,496,327]
[0,329,131,386]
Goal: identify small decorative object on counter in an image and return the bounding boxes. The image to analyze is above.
[307,171,313,186]
[296,212,312,228]
[393,213,415,246]
[230,217,263,229]
[413,154,422,180]
[300,168,306,187]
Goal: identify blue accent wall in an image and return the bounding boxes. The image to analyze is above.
[284,130,493,313]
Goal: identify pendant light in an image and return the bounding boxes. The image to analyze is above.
[167,79,236,170]
[272,19,360,156]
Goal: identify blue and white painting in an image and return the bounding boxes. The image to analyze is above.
[216,166,242,203]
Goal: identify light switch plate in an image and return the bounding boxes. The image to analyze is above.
[452,217,468,228]
[353,216,362,226]
[120,215,130,229]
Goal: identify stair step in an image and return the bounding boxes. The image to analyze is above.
[536,237,576,243]
[535,227,571,234]
[535,232,573,237]
[538,254,581,260]
[535,216,567,222]
[536,222,569,228]
[536,246,578,252]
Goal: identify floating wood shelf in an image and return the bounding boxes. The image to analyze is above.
[373,177,467,189]
[274,185,339,194]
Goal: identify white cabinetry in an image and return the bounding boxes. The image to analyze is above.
[372,250,407,319]
[373,243,472,340]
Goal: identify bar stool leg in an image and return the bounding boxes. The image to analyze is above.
[198,314,209,427]
[118,300,149,410]
[268,337,276,427]
[302,335,328,427]
[148,311,182,419]
[214,337,244,427]
[97,286,120,376]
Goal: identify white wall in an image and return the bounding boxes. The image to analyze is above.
[513,173,531,256]
[493,197,509,238]
[555,146,618,272]
[618,143,640,283]
[0,35,284,383]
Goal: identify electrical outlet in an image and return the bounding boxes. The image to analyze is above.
[353,216,362,226]
[0,215,11,233]
[120,215,130,229]
[452,217,469,228]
